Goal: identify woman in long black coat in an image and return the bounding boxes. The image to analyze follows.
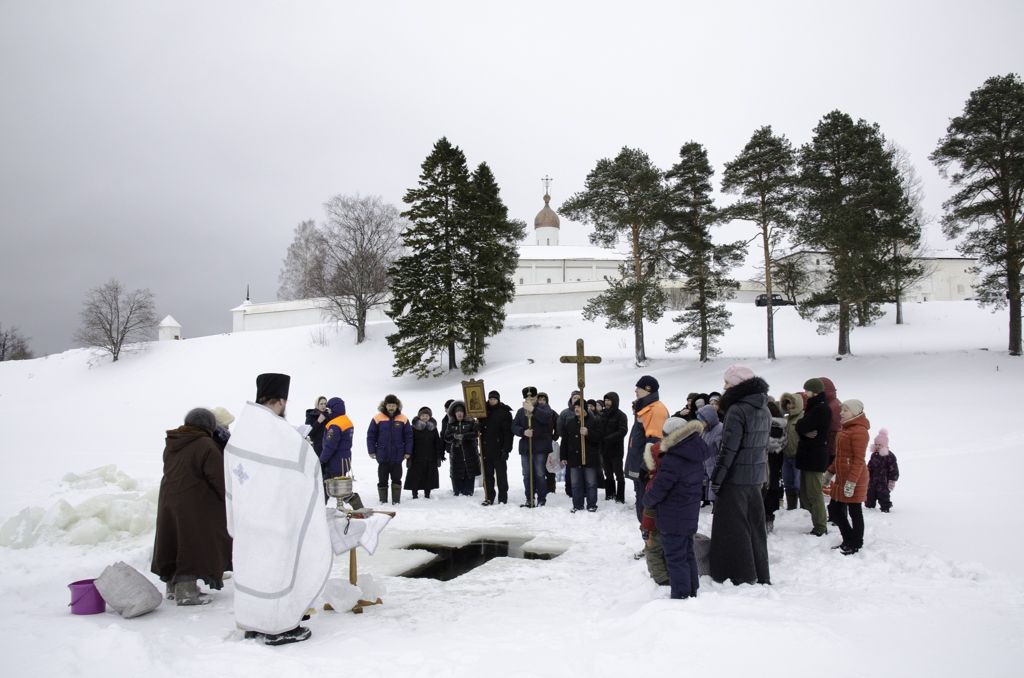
[151,408,233,605]
[404,406,443,498]
[444,401,481,496]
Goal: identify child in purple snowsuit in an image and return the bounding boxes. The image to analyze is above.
[865,428,899,512]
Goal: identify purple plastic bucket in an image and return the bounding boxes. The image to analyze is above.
[68,579,105,615]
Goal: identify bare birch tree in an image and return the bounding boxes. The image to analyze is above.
[74,279,157,361]
[277,219,321,300]
[313,195,405,344]
[0,324,33,361]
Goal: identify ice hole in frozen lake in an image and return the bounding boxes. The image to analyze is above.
[400,539,562,581]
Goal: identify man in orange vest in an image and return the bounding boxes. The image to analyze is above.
[625,376,669,556]
[321,397,362,509]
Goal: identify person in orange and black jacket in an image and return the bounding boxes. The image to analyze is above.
[625,376,670,524]
[367,394,412,505]
[320,397,354,479]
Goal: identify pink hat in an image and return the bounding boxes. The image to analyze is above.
[724,364,755,387]
[875,428,889,447]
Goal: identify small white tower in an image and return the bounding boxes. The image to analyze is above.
[534,175,560,246]
[158,315,182,341]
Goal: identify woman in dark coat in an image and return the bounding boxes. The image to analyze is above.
[709,364,771,586]
[151,408,233,606]
[305,396,329,456]
[444,401,480,496]
[405,406,444,498]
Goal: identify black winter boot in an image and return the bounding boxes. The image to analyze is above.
[785,489,798,510]
[391,483,402,505]
[377,485,388,504]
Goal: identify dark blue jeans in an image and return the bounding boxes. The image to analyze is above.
[520,453,548,504]
[781,456,800,491]
[661,532,699,599]
[569,467,598,510]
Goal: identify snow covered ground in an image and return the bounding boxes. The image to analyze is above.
[1,301,1022,677]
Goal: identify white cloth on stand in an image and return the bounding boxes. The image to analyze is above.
[326,509,392,556]
[224,402,333,635]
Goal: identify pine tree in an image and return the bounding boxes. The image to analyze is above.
[931,73,1024,356]
[460,162,526,373]
[771,256,810,304]
[662,142,745,361]
[560,147,667,366]
[721,126,799,359]
[797,111,910,355]
[387,138,473,377]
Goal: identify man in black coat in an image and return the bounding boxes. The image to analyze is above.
[600,391,628,503]
[557,391,582,496]
[512,386,555,507]
[795,378,832,536]
[479,390,514,505]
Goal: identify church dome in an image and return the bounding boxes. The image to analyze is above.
[534,193,560,229]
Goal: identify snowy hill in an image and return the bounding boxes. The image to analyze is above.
[0,301,1021,677]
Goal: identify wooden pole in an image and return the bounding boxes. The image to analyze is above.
[527,409,534,506]
[578,388,587,466]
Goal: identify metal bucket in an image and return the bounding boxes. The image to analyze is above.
[325,476,353,498]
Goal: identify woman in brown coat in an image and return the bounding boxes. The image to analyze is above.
[826,399,869,555]
[151,408,233,605]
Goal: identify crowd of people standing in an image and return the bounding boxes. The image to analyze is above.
[148,366,901,645]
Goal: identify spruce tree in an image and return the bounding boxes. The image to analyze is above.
[721,126,799,359]
[662,142,745,361]
[387,138,472,377]
[560,147,667,366]
[460,162,526,373]
[931,73,1024,356]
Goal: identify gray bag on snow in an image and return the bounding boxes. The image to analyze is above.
[694,533,711,577]
[94,561,162,618]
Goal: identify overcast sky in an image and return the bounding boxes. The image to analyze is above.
[2,0,1021,356]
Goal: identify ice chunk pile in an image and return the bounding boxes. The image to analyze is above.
[62,464,139,491]
[0,466,156,548]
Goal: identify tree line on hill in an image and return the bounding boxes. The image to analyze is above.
[263,72,1022,374]
[563,73,1024,362]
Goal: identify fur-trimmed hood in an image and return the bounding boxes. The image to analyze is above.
[780,391,803,416]
[644,419,704,470]
[378,396,403,415]
[718,376,769,415]
[446,399,476,423]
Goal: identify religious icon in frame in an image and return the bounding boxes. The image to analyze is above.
[461,379,488,419]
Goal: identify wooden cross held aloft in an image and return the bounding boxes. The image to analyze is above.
[559,338,602,465]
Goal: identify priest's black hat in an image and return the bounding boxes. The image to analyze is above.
[256,373,291,401]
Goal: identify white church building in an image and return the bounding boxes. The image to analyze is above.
[229,188,980,334]
[231,189,626,333]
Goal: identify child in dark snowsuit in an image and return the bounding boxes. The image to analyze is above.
[865,428,899,512]
[642,417,712,599]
